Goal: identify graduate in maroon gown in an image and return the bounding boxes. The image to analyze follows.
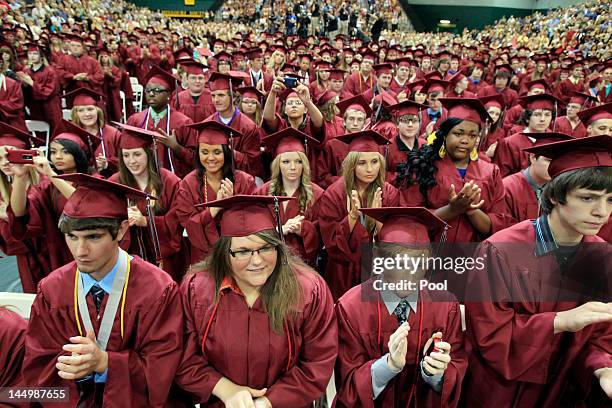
[54,35,104,94]
[397,98,509,244]
[334,207,467,407]
[385,100,428,186]
[172,60,215,123]
[502,79,549,134]
[174,121,256,265]
[361,63,398,104]
[479,94,507,160]
[175,195,337,407]
[125,65,196,179]
[420,79,450,135]
[388,57,412,98]
[553,91,595,138]
[494,93,562,177]
[477,65,519,109]
[502,132,574,225]
[64,87,122,177]
[108,124,184,281]
[445,70,476,98]
[577,102,612,137]
[256,128,323,265]
[0,67,27,131]
[319,130,399,300]
[466,60,488,94]
[0,307,27,388]
[556,60,586,104]
[317,95,371,189]
[464,135,612,407]
[0,125,48,293]
[343,50,377,97]
[368,91,399,141]
[16,42,62,132]
[7,121,100,274]
[205,72,263,178]
[22,174,183,407]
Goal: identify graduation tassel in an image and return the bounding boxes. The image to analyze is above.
[417,108,423,139]
[479,120,491,152]
[552,101,558,132]
[151,139,162,176]
[145,196,162,264]
[229,131,235,175]
[273,195,285,243]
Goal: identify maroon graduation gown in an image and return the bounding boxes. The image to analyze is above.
[467,79,488,94]
[54,54,104,94]
[557,78,585,103]
[319,178,399,300]
[206,110,263,178]
[126,108,196,179]
[343,72,377,98]
[493,132,534,177]
[0,308,27,388]
[370,120,398,141]
[174,169,256,265]
[334,284,467,408]
[464,221,612,407]
[477,86,518,109]
[399,155,509,242]
[21,64,63,132]
[502,171,540,225]
[109,169,184,280]
[420,108,448,133]
[102,65,124,123]
[175,267,338,407]
[22,256,184,407]
[502,104,523,133]
[554,116,587,138]
[0,75,27,130]
[483,126,507,149]
[317,137,348,190]
[385,136,426,187]
[172,89,215,124]
[254,181,324,265]
[95,124,122,177]
[7,176,72,273]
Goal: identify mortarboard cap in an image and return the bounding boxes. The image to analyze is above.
[145,65,177,92]
[53,120,100,154]
[261,127,319,157]
[576,103,612,126]
[389,100,427,118]
[187,119,242,145]
[439,98,491,125]
[0,122,45,148]
[336,130,389,152]
[360,207,447,244]
[518,93,564,111]
[63,87,105,108]
[336,94,373,116]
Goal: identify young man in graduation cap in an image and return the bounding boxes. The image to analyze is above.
[334,207,467,407]
[172,60,215,123]
[54,34,104,94]
[205,71,263,178]
[22,174,184,406]
[477,64,519,109]
[344,50,377,98]
[577,102,612,137]
[465,135,612,406]
[553,91,597,138]
[361,63,397,103]
[125,65,197,179]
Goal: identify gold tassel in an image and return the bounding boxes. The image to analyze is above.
[470,147,479,161]
[439,144,446,158]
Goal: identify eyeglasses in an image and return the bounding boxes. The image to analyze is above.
[286,100,304,107]
[145,87,169,94]
[399,116,419,124]
[229,244,277,260]
[242,100,259,106]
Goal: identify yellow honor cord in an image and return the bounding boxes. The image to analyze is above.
[73,252,131,339]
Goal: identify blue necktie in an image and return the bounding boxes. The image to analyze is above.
[90,285,106,312]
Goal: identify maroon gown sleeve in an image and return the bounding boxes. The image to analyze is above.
[0,308,27,388]
[571,324,612,396]
[30,67,58,100]
[465,241,559,383]
[484,164,512,235]
[0,79,25,124]
[265,273,338,406]
[153,170,183,257]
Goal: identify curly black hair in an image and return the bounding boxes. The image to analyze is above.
[396,118,463,202]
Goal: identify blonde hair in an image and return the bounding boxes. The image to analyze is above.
[238,96,262,125]
[0,169,39,203]
[319,98,339,122]
[269,151,314,213]
[71,106,105,129]
[342,151,386,233]
[266,50,286,73]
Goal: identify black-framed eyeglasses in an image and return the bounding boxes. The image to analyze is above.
[229,244,277,260]
[145,87,169,94]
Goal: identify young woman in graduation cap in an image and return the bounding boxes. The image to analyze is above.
[464,135,612,406]
[334,207,467,407]
[175,194,337,408]
[478,94,507,159]
[8,119,101,273]
[108,123,184,281]
[319,130,399,300]
[397,98,509,257]
[0,123,50,293]
[174,120,256,265]
[65,87,121,176]
[256,128,324,266]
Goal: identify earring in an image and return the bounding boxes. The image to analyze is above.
[470,147,479,161]
[438,144,446,158]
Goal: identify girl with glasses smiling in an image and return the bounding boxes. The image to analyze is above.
[175,195,337,408]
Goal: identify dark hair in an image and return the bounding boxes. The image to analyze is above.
[494,71,511,80]
[196,144,235,202]
[396,117,464,201]
[118,147,164,214]
[51,139,92,174]
[540,167,612,214]
[58,214,123,240]
[371,101,393,123]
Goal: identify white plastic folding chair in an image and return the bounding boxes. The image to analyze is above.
[119,90,127,123]
[132,83,144,113]
[62,109,72,121]
[25,119,51,151]
[0,292,36,319]
[129,76,139,87]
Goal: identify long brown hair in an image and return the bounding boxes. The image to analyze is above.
[342,151,386,233]
[268,151,314,213]
[199,229,304,333]
[118,147,164,213]
[71,106,106,130]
